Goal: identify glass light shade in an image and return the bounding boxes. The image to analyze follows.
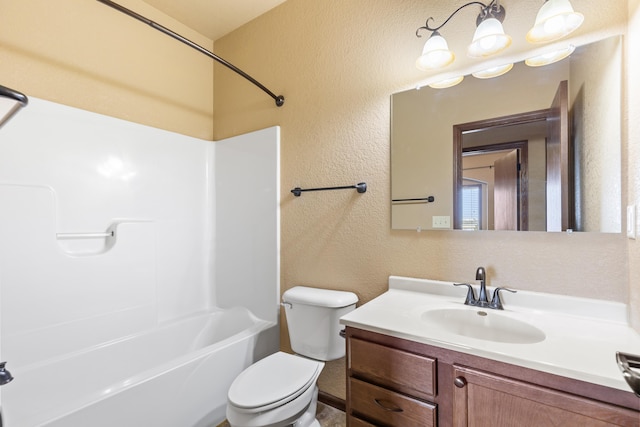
[467,18,512,58]
[527,0,584,43]
[416,32,455,70]
[428,75,464,89]
[525,44,575,66]
[472,63,513,79]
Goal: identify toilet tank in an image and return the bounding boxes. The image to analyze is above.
[282,286,358,361]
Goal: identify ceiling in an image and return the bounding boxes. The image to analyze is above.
[142,0,288,41]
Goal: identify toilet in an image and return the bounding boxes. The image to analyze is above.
[226,286,358,427]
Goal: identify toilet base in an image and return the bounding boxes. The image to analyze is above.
[292,386,319,427]
[226,384,320,427]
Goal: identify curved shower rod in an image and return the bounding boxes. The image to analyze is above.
[0,84,29,128]
[96,0,285,107]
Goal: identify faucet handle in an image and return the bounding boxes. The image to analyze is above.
[489,287,517,310]
[454,283,476,306]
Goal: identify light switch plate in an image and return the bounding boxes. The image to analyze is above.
[627,205,636,239]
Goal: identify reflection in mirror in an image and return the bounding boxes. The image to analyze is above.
[453,88,568,232]
[457,121,545,231]
[391,36,622,233]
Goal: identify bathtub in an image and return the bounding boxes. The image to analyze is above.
[3,307,277,427]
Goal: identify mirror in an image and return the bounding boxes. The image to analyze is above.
[391,36,622,232]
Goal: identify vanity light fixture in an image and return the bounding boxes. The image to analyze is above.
[0,85,28,129]
[527,0,584,44]
[467,7,511,58]
[525,44,575,66]
[472,63,513,79]
[416,0,511,70]
[416,31,455,70]
[428,75,465,89]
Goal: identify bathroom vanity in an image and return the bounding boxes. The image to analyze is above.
[340,277,640,427]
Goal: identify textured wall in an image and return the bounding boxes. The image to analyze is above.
[213,0,632,399]
[0,0,214,139]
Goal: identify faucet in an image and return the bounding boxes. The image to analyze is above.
[475,266,489,307]
[453,267,516,310]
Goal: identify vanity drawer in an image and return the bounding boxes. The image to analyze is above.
[347,415,376,427]
[349,337,436,399]
[349,378,437,427]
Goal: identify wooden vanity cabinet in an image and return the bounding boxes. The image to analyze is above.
[348,337,437,426]
[453,366,639,426]
[345,327,640,427]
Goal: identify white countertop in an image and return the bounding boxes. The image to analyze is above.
[340,276,640,393]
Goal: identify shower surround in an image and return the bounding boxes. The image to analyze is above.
[0,98,280,426]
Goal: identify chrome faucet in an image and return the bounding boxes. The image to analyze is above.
[454,267,516,310]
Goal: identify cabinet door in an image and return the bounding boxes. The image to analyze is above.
[452,366,640,427]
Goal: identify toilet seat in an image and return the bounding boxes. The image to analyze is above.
[228,352,323,413]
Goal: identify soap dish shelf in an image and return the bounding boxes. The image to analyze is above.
[56,231,115,240]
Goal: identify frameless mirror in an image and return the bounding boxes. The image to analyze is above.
[391,36,622,232]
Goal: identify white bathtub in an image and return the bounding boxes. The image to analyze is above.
[3,307,277,427]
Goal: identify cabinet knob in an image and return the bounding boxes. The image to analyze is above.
[454,376,467,388]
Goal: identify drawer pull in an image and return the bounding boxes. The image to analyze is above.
[454,376,467,388]
[374,398,404,412]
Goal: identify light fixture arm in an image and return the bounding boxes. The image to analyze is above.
[416,0,505,37]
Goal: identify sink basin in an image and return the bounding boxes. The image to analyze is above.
[421,308,546,344]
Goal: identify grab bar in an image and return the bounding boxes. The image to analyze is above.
[56,231,115,240]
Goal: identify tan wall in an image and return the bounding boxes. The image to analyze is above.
[0,0,214,139]
[213,0,632,399]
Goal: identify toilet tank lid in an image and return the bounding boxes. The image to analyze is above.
[283,286,358,308]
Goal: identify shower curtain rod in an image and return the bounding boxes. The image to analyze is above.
[96,0,285,107]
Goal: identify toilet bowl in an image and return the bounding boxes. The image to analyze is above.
[226,352,323,427]
[226,286,358,427]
